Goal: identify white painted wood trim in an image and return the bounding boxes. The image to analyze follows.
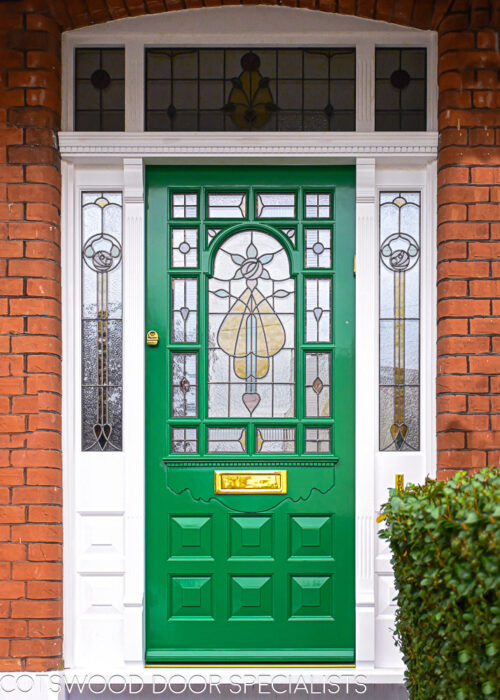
[58,131,438,160]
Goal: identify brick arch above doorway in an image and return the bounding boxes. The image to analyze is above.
[49,0,452,32]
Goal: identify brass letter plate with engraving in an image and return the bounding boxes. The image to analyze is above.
[215,470,287,495]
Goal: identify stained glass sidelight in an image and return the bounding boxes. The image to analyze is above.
[208,230,295,418]
[82,192,123,451]
[379,192,421,451]
[145,48,355,131]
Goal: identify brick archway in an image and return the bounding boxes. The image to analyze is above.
[0,0,498,673]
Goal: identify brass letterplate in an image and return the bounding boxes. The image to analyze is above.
[214,470,287,495]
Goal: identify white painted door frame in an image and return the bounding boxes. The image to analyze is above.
[61,139,436,679]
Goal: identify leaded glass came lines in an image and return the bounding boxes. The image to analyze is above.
[81,192,123,451]
[145,48,355,132]
[379,192,421,451]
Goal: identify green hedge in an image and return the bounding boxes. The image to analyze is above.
[379,466,500,699]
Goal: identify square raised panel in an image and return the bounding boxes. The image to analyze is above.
[229,515,273,559]
[377,574,398,616]
[79,514,124,573]
[80,574,124,616]
[169,576,213,620]
[289,515,333,559]
[169,515,213,559]
[230,576,273,620]
[289,575,333,620]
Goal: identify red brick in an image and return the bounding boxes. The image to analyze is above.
[437,374,489,393]
[438,336,490,355]
[29,619,62,638]
[439,261,490,279]
[469,203,500,221]
[26,468,61,485]
[468,432,500,449]
[27,580,62,599]
[0,505,25,523]
[437,395,467,413]
[27,543,61,561]
[12,562,62,582]
[438,222,489,241]
[437,412,489,432]
[11,451,61,469]
[11,600,61,618]
[0,620,27,638]
[0,581,24,599]
[438,450,487,469]
[438,432,465,450]
[469,242,500,259]
[11,638,62,657]
[0,543,26,561]
[11,523,62,543]
[471,317,500,334]
[438,298,490,317]
[438,356,468,374]
[468,395,490,412]
[12,487,61,505]
[469,356,500,374]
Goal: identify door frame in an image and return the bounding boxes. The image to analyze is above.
[62,141,436,676]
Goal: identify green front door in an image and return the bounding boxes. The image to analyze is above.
[145,165,355,664]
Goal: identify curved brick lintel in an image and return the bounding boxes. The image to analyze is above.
[0,0,499,673]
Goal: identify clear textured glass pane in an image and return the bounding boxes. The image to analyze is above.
[379,192,421,451]
[305,427,331,453]
[172,228,198,267]
[305,279,331,343]
[208,229,295,418]
[257,427,295,453]
[305,193,331,219]
[172,427,197,453]
[172,353,197,417]
[172,278,198,343]
[305,353,331,417]
[207,427,246,453]
[256,193,295,218]
[172,193,198,218]
[81,192,123,452]
[305,228,331,268]
[207,193,246,218]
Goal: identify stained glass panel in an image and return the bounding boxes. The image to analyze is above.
[305,353,331,417]
[208,193,246,218]
[379,192,420,451]
[172,427,197,453]
[172,228,198,267]
[81,192,123,452]
[305,229,331,268]
[256,427,295,453]
[305,427,331,453]
[375,48,426,131]
[207,427,246,453]
[75,48,125,131]
[305,279,331,343]
[145,48,356,131]
[256,193,295,218]
[172,193,198,218]
[208,230,295,418]
[172,278,198,343]
[305,193,331,218]
[172,353,197,417]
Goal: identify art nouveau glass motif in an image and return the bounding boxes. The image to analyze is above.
[379,192,421,451]
[208,230,294,418]
[81,192,123,451]
[166,185,337,459]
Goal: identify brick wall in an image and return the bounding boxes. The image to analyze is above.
[0,0,62,672]
[437,0,500,477]
[0,0,498,675]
